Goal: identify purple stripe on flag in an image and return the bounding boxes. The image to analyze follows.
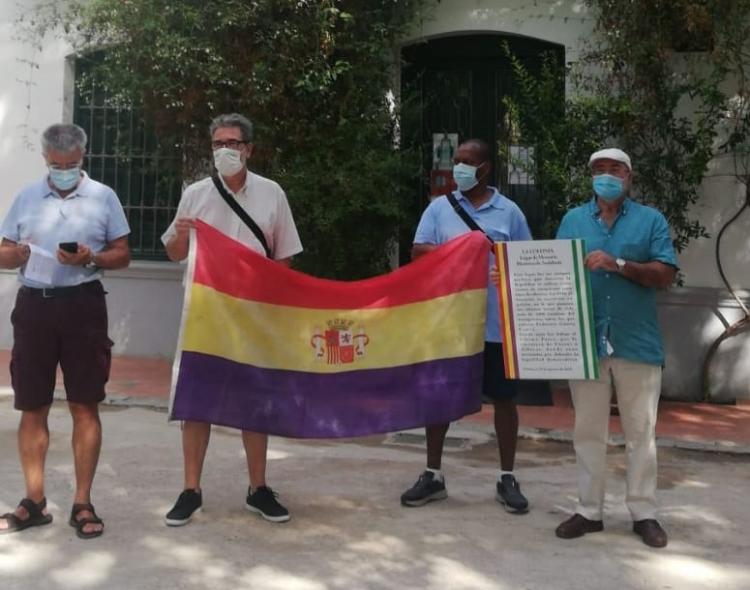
[171,351,483,438]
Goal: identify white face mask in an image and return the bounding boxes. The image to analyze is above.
[213,147,245,177]
[453,162,480,192]
[48,166,81,191]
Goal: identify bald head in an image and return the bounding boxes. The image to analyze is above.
[460,139,491,163]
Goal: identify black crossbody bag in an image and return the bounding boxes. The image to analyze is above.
[444,192,494,244]
[211,175,272,258]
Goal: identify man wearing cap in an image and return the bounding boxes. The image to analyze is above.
[554,148,677,548]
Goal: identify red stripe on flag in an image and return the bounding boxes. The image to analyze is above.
[192,220,490,310]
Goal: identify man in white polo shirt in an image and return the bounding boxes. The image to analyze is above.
[161,113,302,526]
[0,123,130,539]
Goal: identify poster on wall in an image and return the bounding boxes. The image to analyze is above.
[507,145,535,185]
[495,239,599,380]
[430,132,458,197]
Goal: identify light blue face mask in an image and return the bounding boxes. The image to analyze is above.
[592,173,624,201]
[49,167,81,191]
[453,163,480,192]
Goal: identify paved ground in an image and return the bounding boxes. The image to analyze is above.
[1,398,748,590]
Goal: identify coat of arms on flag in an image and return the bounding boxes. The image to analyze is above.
[311,319,369,364]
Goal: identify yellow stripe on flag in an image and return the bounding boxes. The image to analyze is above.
[182,284,487,373]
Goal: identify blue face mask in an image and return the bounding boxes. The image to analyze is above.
[49,167,81,191]
[592,173,624,201]
[453,163,480,192]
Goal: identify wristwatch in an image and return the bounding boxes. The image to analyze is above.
[84,252,98,269]
[615,257,626,273]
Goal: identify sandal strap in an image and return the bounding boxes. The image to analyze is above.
[70,503,100,522]
[18,497,46,518]
[73,515,103,527]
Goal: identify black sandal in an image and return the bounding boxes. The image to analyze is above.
[0,497,53,535]
[68,503,104,540]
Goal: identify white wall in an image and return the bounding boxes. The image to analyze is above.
[405,0,592,61]
[680,156,750,290]
[0,0,73,220]
[0,264,185,358]
[672,159,750,401]
[659,287,750,402]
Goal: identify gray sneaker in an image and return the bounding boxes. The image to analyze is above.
[496,474,529,514]
[400,471,448,507]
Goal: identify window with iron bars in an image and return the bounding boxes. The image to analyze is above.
[72,54,182,260]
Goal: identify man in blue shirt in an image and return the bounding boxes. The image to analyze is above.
[0,124,130,539]
[400,139,533,513]
[555,148,677,548]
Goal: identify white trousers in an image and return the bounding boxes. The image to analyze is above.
[569,357,662,521]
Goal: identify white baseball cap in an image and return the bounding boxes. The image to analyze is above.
[589,148,632,171]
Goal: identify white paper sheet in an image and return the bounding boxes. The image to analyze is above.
[24,244,59,284]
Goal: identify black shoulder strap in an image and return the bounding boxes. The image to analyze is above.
[211,175,272,258]
[444,192,493,243]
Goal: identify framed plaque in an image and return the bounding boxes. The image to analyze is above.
[495,239,599,380]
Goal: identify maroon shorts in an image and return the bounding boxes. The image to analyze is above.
[10,281,113,411]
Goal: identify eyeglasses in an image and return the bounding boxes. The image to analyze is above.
[211,140,248,150]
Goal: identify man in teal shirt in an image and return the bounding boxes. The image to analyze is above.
[555,148,677,548]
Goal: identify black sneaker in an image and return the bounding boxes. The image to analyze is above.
[165,489,202,526]
[400,471,448,507]
[245,486,290,523]
[496,474,529,513]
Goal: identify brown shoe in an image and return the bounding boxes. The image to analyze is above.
[555,513,604,539]
[633,519,668,548]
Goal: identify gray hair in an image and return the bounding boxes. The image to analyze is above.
[209,113,254,142]
[41,123,88,154]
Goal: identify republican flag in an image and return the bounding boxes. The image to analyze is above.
[169,221,489,438]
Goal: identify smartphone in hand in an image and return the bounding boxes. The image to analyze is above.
[59,242,78,254]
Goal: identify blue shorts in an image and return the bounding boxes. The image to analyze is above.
[482,342,518,401]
